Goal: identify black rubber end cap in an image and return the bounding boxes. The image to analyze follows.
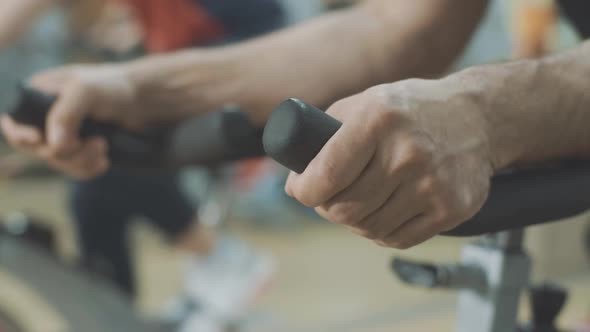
[263,98,341,174]
[8,83,56,129]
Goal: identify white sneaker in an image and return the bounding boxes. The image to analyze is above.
[157,294,202,329]
[184,237,276,322]
[179,312,225,332]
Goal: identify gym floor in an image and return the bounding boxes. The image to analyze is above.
[1,175,590,332]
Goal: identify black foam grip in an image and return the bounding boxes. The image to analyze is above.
[263,98,590,236]
[444,161,590,236]
[167,107,265,167]
[263,98,341,174]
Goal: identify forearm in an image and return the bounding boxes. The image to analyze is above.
[126,0,488,124]
[450,41,590,170]
[0,0,56,49]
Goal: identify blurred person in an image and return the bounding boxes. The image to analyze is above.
[0,0,284,330]
[0,0,67,175]
[69,4,284,328]
[2,0,590,264]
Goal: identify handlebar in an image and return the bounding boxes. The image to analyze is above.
[262,98,590,236]
[7,84,265,170]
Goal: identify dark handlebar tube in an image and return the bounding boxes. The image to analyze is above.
[262,98,590,237]
[10,88,590,236]
[7,84,266,170]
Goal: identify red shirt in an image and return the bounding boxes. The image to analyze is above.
[123,0,224,53]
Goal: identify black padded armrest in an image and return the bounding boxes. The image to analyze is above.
[263,99,590,237]
[444,161,590,236]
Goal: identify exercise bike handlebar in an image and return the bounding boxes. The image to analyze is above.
[7,85,266,170]
[262,98,590,237]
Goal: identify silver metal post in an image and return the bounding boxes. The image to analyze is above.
[455,230,531,332]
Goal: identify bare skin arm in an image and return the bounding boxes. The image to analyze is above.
[125,0,490,124]
[0,0,489,178]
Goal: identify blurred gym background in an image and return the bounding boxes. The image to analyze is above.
[0,0,589,331]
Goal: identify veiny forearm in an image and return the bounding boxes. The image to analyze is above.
[127,0,488,124]
[238,0,488,118]
[448,41,590,170]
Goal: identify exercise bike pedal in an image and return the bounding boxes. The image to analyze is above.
[392,257,441,288]
[521,283,569,332]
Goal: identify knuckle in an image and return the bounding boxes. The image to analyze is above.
[376,108,397,127]
[313,160,340,193]
[431,205,452,227]
[366,106,397,133]
[361,87,397,116]
[392,144,432,176]
[327,203,363,226]
[416,175,438,196]
[403,142,434,166]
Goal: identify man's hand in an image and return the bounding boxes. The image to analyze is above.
[285,79,495,249]
[0,63,189,179]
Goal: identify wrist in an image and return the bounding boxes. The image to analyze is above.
[453,50,590,172]
[448,61,544,172]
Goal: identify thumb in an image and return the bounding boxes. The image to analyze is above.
[45,81,94,156]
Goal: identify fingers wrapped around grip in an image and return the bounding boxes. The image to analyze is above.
[264,88,492,249]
